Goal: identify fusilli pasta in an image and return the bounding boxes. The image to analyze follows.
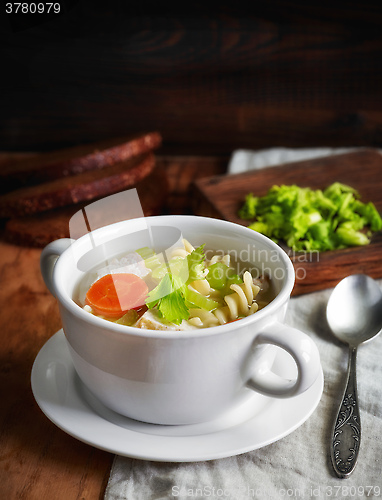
[187,308,220,328]
[189,279,211,295]
[212,271,260,325]
[168,238,195,259]
[207,253,231,267]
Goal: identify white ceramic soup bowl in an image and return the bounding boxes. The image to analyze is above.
[40,215,321,425]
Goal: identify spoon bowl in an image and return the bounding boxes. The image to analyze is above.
[326,274,382,478]
[327,274,382,347]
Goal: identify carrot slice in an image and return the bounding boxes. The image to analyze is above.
[85,273,148,317]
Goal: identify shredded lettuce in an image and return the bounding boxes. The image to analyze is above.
[238,182,382,251]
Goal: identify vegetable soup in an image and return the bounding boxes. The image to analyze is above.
[75,239,276,331]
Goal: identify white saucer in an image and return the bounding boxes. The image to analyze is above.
[31,329,324,462]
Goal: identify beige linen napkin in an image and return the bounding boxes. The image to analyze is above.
[104,148,382,500]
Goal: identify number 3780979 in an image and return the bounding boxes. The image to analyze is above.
[6,3,61,14]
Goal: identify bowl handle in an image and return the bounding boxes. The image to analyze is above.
[246,322,321,398]
[40,239,74,297]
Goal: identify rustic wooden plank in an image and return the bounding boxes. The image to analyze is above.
[193,149,382,295]
[156,155,229,214]
[0,243,113,500]
[2,3,382,153]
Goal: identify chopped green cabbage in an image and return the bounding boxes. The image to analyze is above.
[238,182,382,251]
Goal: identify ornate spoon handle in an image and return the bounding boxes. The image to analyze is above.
[330,347,361,478]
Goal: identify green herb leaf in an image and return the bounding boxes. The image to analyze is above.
[145,243,240,324]
[146,273,189,325]
[186,244,206,282]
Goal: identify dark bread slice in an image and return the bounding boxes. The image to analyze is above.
[0,152,155,218]
[3,168,168,247]
[0,131,161,192]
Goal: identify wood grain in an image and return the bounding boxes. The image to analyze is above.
[2,2,382,153]
[0,243,113,500]
[156,155,229,214]
[0,153,228,500]
[193,149,382,295]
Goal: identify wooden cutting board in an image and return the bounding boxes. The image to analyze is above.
[193,149,382,296]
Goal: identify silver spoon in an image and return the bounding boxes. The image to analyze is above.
[326,274,382,478]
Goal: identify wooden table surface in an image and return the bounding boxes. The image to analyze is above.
[0,155,228,499]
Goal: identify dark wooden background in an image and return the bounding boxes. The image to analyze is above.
[1,5,382,497]
[1,1,382,155]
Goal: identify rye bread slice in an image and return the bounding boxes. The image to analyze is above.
[0,131,161,192]
[3,168,168,247]
[0,152,155,218]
